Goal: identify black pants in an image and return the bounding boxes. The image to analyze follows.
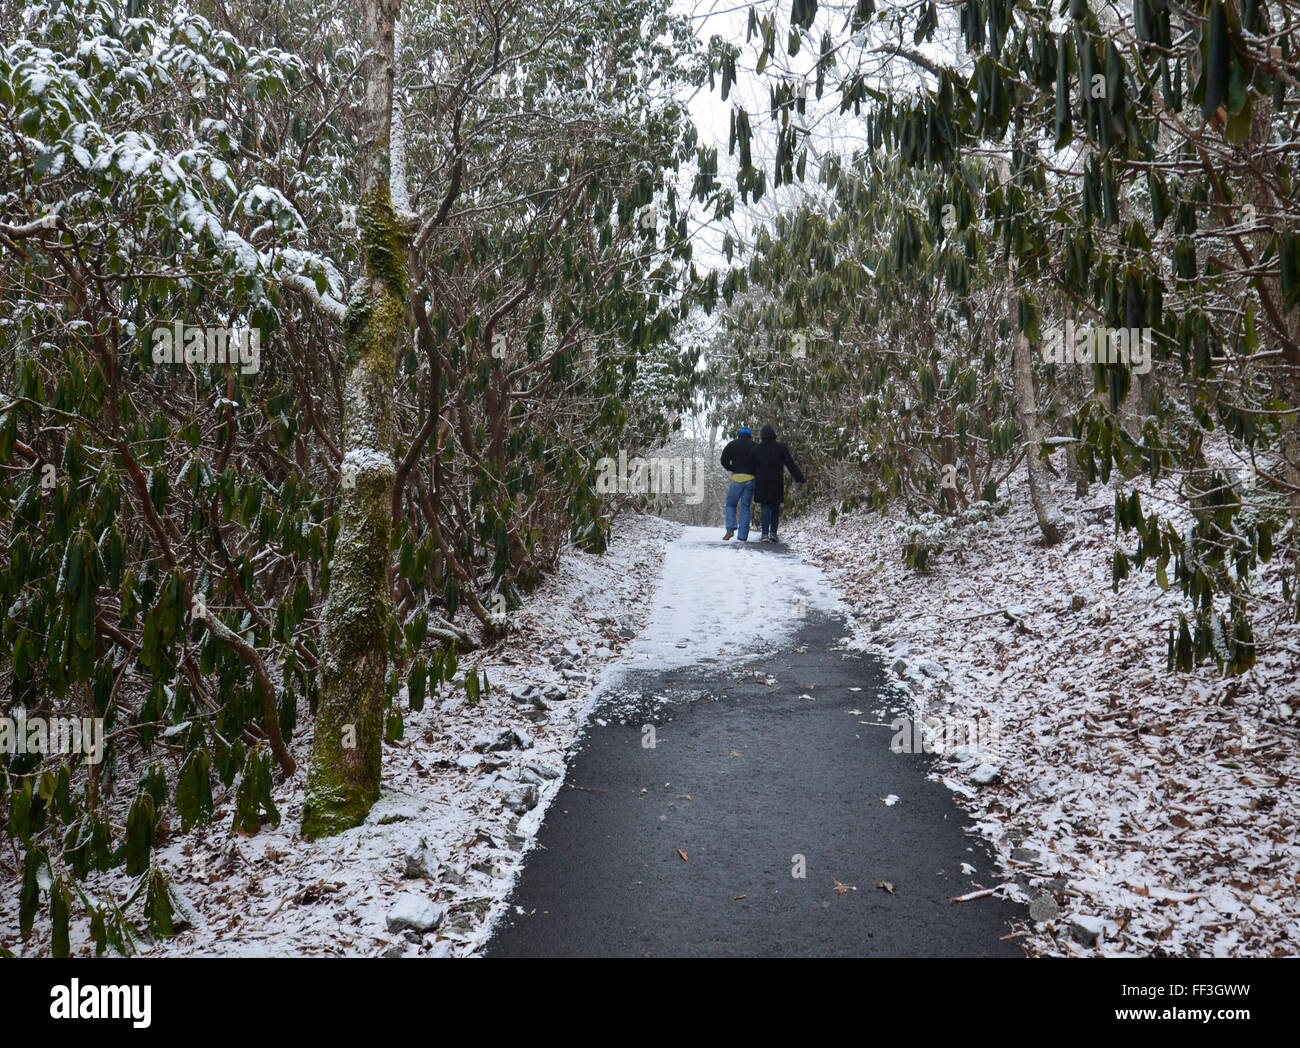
[760,502,781,536]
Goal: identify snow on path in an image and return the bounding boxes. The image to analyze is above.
[613,526,843,673]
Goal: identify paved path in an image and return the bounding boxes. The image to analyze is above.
[485,528,1021,957]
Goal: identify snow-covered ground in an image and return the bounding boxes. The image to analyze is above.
[788,475,1300,957]
[8,484,1295,959]
[1,514,684,957]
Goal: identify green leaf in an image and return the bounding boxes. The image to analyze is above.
[51,877,71,957]
[1201,0,1230,121]
[408,656,427,711]
[144,867,176,938]
[19,847,46,938]
[176,748,214,832]
[123,792,156,876]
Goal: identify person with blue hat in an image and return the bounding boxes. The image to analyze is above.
[719,425,758,540]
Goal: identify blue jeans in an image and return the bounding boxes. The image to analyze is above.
[760,502,781,537]
[724,479,755,539]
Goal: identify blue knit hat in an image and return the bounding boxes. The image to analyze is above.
[738,426,752,436]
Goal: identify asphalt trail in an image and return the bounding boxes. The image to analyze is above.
[485,536,1022,957]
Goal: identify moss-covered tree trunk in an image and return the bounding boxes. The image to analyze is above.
[303,0,408,839]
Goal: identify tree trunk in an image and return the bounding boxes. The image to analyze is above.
[1012,328,1065,545]
[303,0,408,839]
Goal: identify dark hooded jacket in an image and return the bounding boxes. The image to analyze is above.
[720,432,758,477]
[753,425,804,504]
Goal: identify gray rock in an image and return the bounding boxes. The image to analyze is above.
[917,660,946,679]
[526,761,562,781]
[890,657,909,676]
[471,857,511,879]
[970,763,1001,786]
[514,692,549,711]
[502,783,539,813]
[1071,915,1105,946]
[403,840,434,879]
[1070,592,1089,612]
[1028,894,1059,923]
[445,912,477,933]
[385,895,446,935]
[441,866,465,886]
[1011,847,1040,862]
[595,646,613,658]
[562,641,583,659]
[561,669,587,681]
[380,944,405,959]
[524,710,549,725]
[474,727,529,753]
[947,744,983,764]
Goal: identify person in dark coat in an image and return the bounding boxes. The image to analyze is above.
[753,424,805,542]
[719,426,758,540]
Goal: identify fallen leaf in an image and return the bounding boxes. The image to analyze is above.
[882,794,900,806]
[833,878,857,894]
[677,848,688,862]
[728,750,742,758]
[876,879,896,894]
[733,895,746,901]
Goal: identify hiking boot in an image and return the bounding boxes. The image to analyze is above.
[722,529,735,540]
